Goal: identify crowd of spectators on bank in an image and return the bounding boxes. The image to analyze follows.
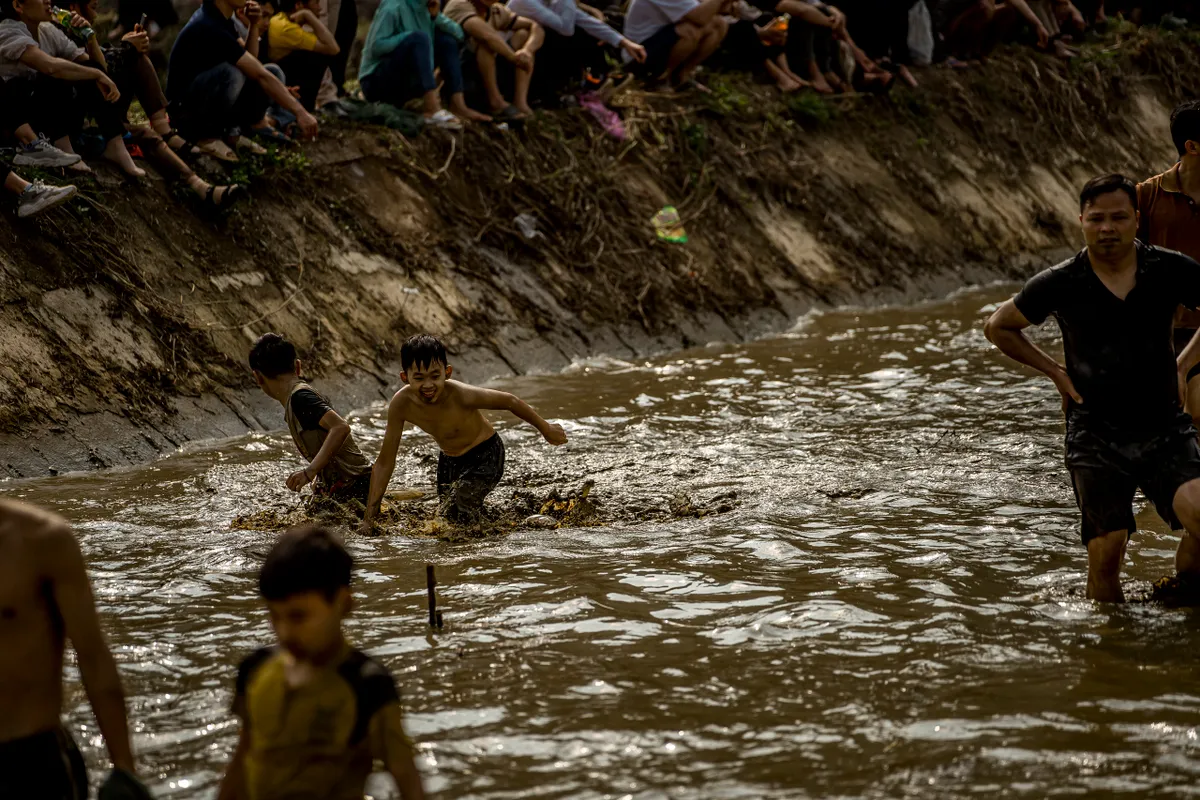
[0,0,1194,218]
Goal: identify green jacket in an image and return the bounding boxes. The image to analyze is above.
[359,0,464,80]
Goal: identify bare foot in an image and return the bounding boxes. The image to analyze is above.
[810,72,835,94]
[898,64,918,88]
[824,72,846,93]
[68,160,94,174]
[514,103,535,117]
[777,75,802,93]
[1052,39,1078,59]
[104,139,146,178]
[450,100,492,122]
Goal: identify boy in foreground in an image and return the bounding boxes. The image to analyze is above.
[361,333,567,531]
[218,525,425,799]
[249,333,375,506]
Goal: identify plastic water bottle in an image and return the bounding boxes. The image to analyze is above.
[52,7,94,44]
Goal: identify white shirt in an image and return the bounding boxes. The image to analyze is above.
[505,0,625,46]
[0,20,84,81]
[622,0,698,44]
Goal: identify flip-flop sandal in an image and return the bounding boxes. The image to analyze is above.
[230,136,267,156]
[249,125,294,146]
[491,104,523,122]
[196,139,239,163]
[163,128,195,154]
[204,183,245,210]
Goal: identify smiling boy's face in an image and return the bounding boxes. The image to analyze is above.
[402,360,452,404]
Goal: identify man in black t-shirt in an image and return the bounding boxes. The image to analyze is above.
[984,174,1200,602]
[167,0,318,159]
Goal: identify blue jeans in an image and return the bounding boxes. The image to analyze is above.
[171,62,269,141]
[360,30,464,107]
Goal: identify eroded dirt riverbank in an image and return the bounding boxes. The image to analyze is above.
[3,33,1197,475]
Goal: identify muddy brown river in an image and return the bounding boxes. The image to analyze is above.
[6,285,1200,798]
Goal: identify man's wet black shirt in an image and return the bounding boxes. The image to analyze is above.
[1014,244,1200,433]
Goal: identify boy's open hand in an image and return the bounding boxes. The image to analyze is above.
[286,468,313,491]
[541,423,567,445]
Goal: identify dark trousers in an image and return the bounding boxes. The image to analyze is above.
[530,28,611,100]
[330,0,358,92]
[360,30,464,106]
[274,49,332,111]
[787,17,838,75]
[106,42,167,121]
[170,63,269,141]
[2,73,126,143]
[712,18,769,72]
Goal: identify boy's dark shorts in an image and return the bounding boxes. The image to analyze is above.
[0,727,87,800]
[316,468,373,514]
[1066,411,1200,544]
[437,433,505,523]
[634,25,681,80]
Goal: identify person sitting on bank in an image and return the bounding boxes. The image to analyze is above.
[166,0,317,163]
[505,0,646,94]
[249,333,375,508]
[0,0,144,176]
[1138,100,1200,430]
[443,0,544,119]
[266,0,339,111]
[60,0,244,208]
[361,333,568,531]
[621,0,729,92]
[1,151,76,217]
[359,0,487,129]
[218,525,426,800]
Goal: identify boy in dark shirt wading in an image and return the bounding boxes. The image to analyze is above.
[361,333,567,532]
[984,174,1200,602]
[249,333,374,506]
[218,525,425,799]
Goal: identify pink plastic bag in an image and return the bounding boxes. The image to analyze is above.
[580,93,626,141]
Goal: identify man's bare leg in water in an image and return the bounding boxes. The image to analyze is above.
[0,499,149,798]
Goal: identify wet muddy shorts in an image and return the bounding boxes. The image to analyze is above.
[0,727,87,800]
[437,433,505,522]
[1066,411,1200,544]
[316,469,373,510]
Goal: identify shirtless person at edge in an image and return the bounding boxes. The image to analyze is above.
[361,333,567,531]
[0,499,152,799]
[984,174,1200,603]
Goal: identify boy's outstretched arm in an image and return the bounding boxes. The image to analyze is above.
[463,387,567,445]
[362,398,407,530]
[287,409,352,491]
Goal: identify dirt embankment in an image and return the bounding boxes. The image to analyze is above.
[2,31,1196,477]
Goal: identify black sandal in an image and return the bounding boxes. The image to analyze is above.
[164,128,195,155]
[205,183,245,209]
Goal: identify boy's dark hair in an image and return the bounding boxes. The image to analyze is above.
[0,0,22,20]
[1079,174,1138,213]
[1170,101,1200,157]
[259,525,353,601]
[401,333,448,373]
[275,0,300,12]
[248,332,297,378]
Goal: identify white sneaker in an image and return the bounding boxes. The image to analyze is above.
[13,136,82,168]
[17,181,77,218]
[424,109,463,131]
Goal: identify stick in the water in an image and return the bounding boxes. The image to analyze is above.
[426,564,441,629]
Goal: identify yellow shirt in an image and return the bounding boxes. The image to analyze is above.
[232,644,413,800]
[267,12,319,62]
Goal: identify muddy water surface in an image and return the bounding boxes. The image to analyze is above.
[7,286,1200,798]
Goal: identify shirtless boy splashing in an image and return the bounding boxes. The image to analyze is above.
[362,333,567,530]
[0,499,151,799]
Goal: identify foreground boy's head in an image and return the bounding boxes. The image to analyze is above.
[259,525,353,661]
[249,332,300,390]
[401,333,451,404]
